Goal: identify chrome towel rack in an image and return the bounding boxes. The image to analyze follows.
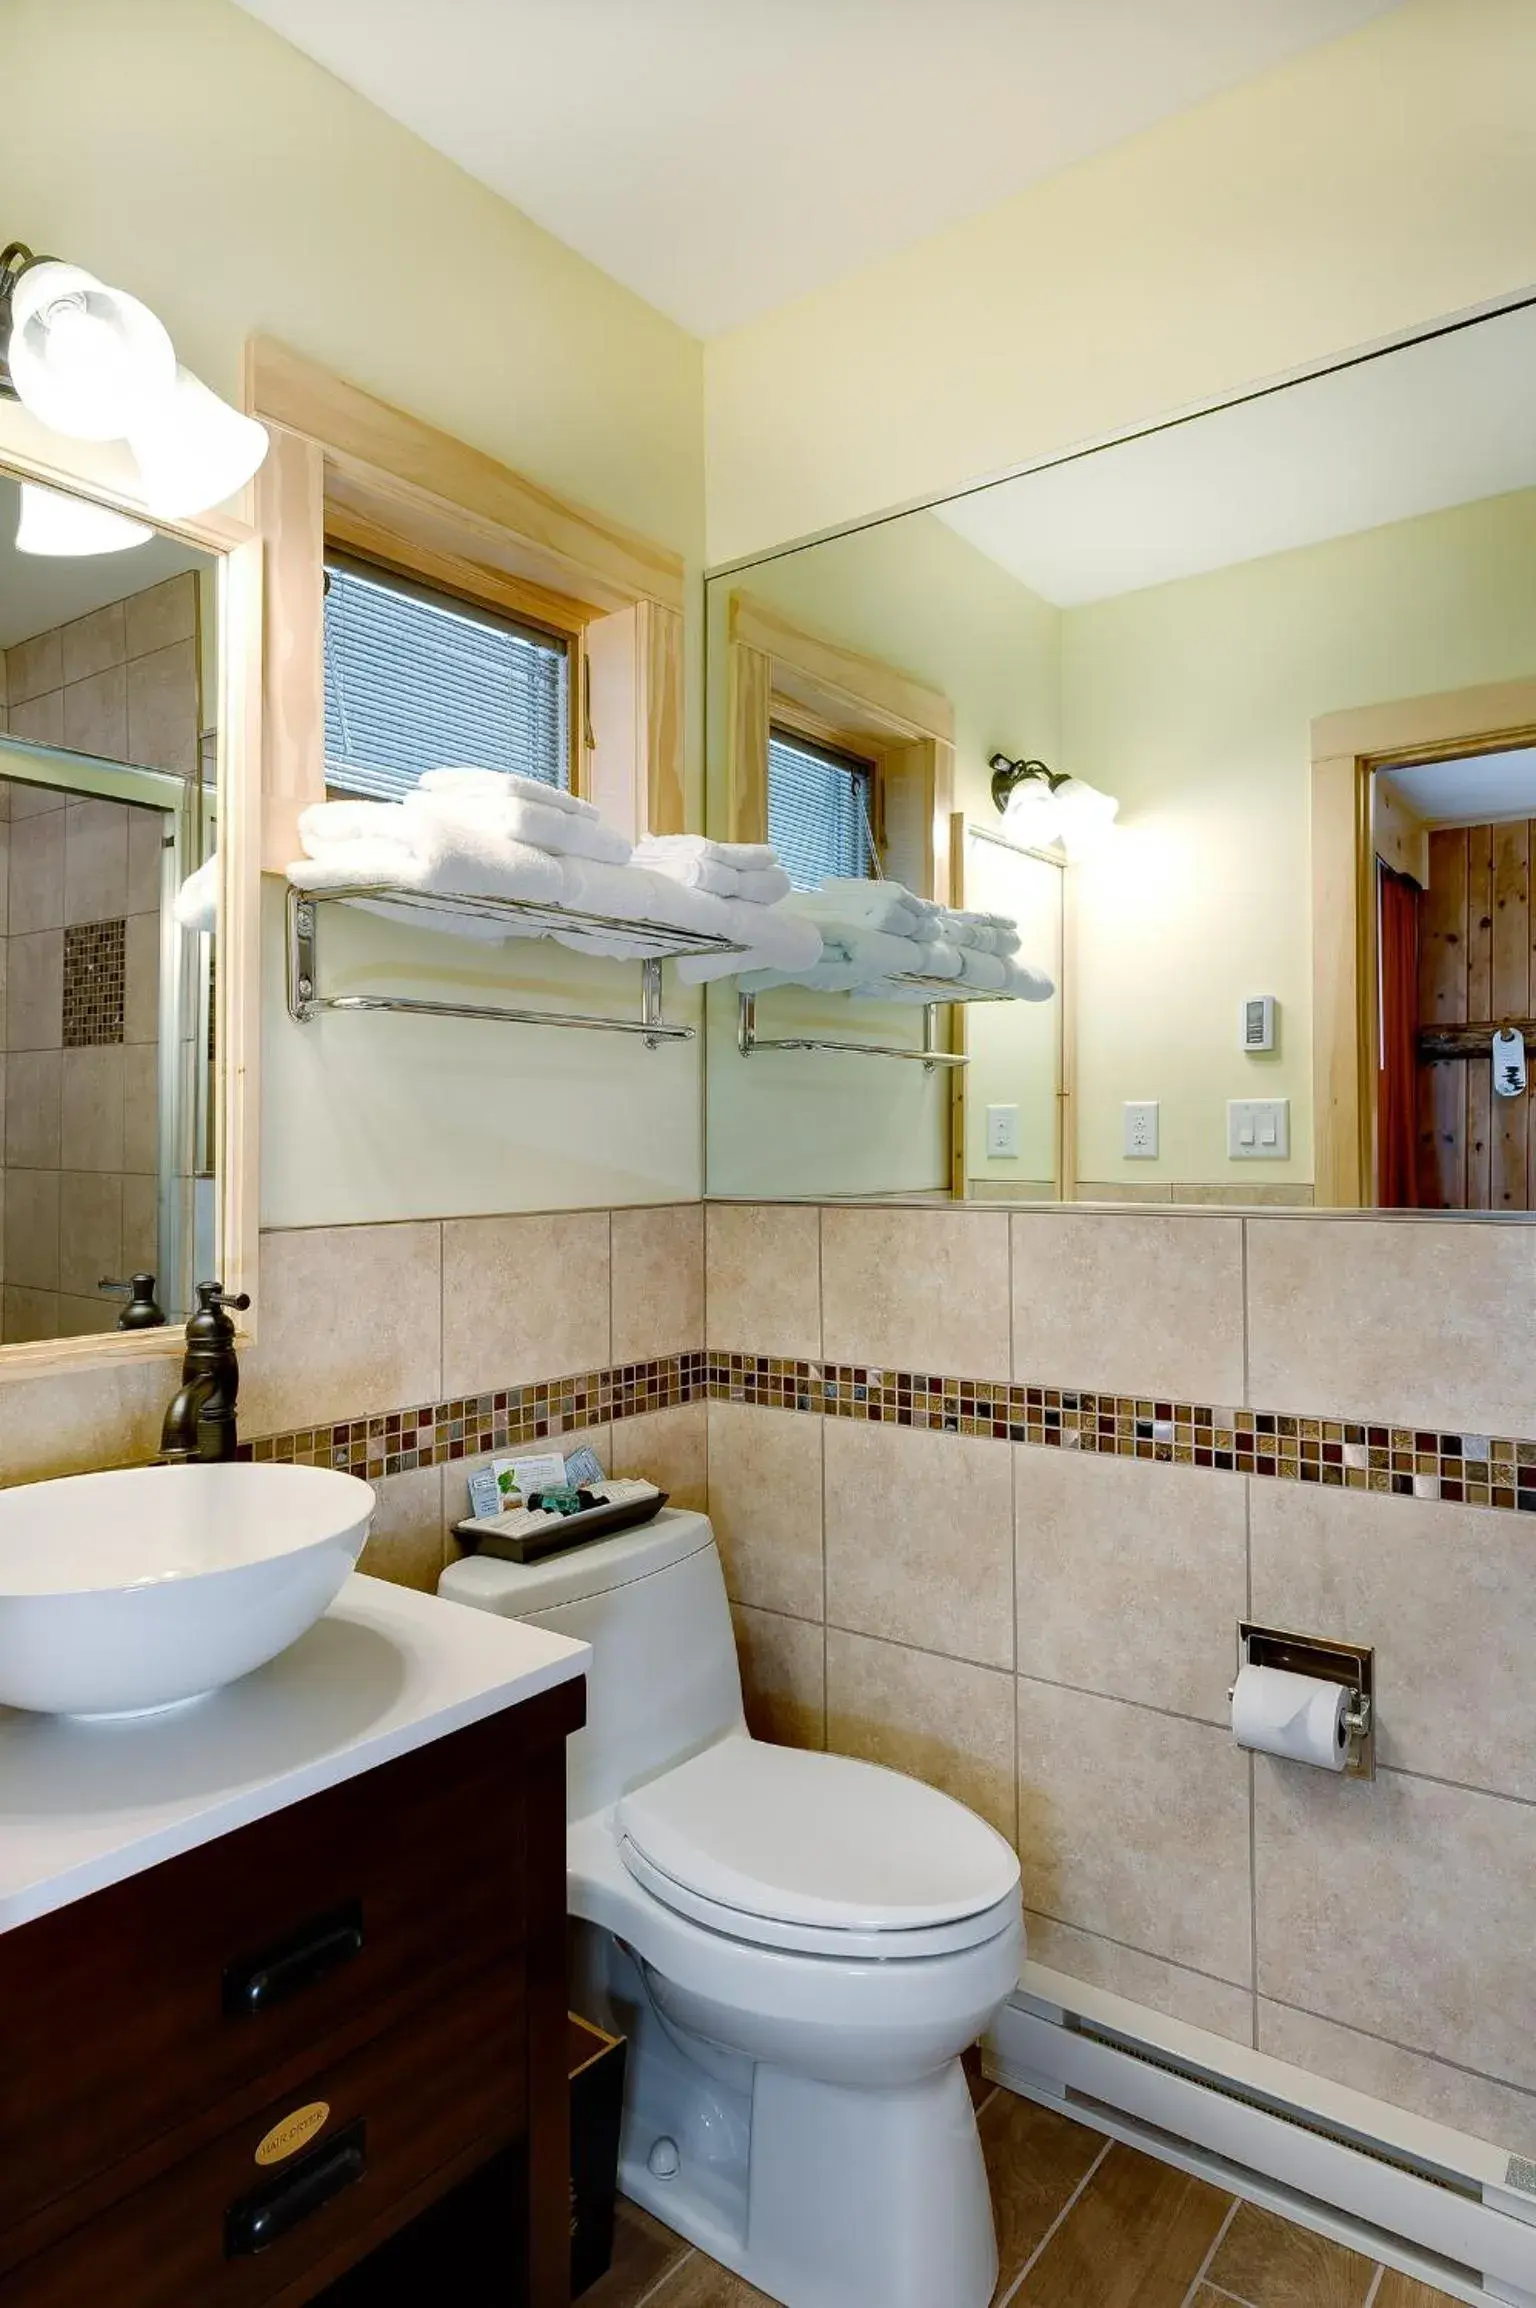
[736,979,1013,1073]
[286,883,742,1048]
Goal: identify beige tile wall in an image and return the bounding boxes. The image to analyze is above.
[705,1199,1536,2159]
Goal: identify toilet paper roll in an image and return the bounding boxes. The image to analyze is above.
[1231,1663,1351,1771]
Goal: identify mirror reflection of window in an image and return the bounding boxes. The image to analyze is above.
[0,475,217,1345]
[766,726,878,890]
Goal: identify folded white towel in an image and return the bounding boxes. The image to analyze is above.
[935,907,1021,957]
[955,948,1007,991]
[636,833,779,870]
[635,839,791,905]
[1001,959,1055,1000]
[403,788,631,866]
[174,854,218,933]
[552,857,738,957]
[290,824,564,908]
[676,899,824,985]
[792,880,941,942]
[300,798,416,853]
[420,766,596,819]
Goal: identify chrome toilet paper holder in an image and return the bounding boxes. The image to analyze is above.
[1231,1622,1375,1779]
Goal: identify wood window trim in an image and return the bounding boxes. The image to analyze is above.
[245,338,686,866]
[726,590,955,901]
[1310,675,1536,1206]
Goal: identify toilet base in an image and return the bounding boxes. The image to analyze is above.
[610,1952,997,2308]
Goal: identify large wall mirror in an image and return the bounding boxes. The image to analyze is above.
[704,296,1536,1212]
[0,441,257,1363]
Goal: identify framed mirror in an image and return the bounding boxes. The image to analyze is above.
[703,294,1536,1214]
[0,428,258,1368]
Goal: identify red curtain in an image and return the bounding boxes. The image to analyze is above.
[1377,862,1422,1208]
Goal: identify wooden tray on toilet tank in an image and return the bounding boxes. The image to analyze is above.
[454,1481,669,1564]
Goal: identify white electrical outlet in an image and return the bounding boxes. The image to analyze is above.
[1227,1098,1290,1159]
[985,1103,1020,1158]
[1123,1101,1159,1159]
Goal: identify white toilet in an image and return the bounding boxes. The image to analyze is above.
[440,1508,1022,2308]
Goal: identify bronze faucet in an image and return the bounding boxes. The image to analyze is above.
[159,1282,252,1464]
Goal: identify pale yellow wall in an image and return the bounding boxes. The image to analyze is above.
[704,0,1536,562]
[0,0,707,1224]
[1064,484,1536,1190]
[704,511,1059,1197]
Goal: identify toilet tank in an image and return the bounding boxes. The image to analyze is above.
[439,1509,745,1820]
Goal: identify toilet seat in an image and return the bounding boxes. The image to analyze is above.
[615,1738,1021,1962]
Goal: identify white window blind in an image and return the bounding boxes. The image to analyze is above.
[323,556,569,802]
[767,728,875,891]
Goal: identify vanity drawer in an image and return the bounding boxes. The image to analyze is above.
[1,1959,528,2308]
[0,1696,568,2238]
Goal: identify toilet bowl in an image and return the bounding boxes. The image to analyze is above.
[441,1509,1023,2308]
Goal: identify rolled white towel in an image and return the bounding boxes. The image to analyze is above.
[403,789,631,867]
[936,907,1021,957]
[1000,959,1055,1000]
[173,854,218,933]
[300,798,415,854]
[955,948,1007,992]
[420,766,596,819]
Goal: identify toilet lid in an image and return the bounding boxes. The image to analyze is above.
[615,1739,1020,1940]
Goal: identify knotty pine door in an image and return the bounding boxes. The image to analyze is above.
[1418,820,1536,1208]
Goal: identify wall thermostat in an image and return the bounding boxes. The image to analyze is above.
[1241,996,1277,1053]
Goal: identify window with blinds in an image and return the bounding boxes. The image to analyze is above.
[767,727,876,891]
[323,556,570,802]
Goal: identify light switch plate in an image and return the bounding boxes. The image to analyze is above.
[1123,1101,1159,1159]
[985,1104,1020,1158]
[1227,1097,1290,1159]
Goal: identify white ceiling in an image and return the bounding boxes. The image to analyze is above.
[0,482,208,651]
[1380,751,1536,830]
[231,0,1400,337]
[937,301,1536,607]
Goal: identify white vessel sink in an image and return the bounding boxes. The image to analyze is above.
[0,1463,375,1719]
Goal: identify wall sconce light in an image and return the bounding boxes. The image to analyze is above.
[0,240,268,548]
[989,751,1119,858]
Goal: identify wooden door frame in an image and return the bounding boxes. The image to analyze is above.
[1311,676,1536,1205]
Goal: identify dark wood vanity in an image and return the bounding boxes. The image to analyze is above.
[0,1677,584,2307]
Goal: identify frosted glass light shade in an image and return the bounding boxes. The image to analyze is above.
[1000,776,1062,847]
[127,366,269,518]
[16,482,153,556]
[7,261,176,441]
[1052,776,1119,857]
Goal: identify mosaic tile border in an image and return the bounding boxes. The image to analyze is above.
[243,1343,1536,1516]
[242,1351,706,1483]
[705,1354,1536,1513]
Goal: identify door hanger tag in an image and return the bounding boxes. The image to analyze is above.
[1493,1026,1527,1100]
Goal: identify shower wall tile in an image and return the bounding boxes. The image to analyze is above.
[1011,1211,1244,1404]
[1017,1676,1253,1990]
[1015,1448,1246,1726]
[123,571,197,660]
[821,1204,1009,1378]
[60,600,126,686]
[1246,1217,1536,1434]
[5,627,62,705]
[826,1627,1016,1843]
[1254,1762,1536,2096]
[705,1201,821,1357]
[8,809,65,936]
[62,663,128,762]
[1024,1912,1254,2049]
[825,1419,1014,1668]
[1251,1481,1536,1801]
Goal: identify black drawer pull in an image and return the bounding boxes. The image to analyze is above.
[223,1899,365,2018]
[225,2119,366,2257]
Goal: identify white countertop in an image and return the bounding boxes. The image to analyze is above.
[0,1574,588,1935]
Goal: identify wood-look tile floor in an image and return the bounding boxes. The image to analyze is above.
[586,2086,1468,2308]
